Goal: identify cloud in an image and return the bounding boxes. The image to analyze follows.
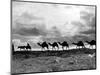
[13,12,44,29]
[21,12,43,20]
[90,17,96,29]
[70,17,96,42]
[80,9,95,27]
[71,21,86,31]
[80,29,95,35]
[80,11,94,22]
[79,11,96,37]
[46,26,61,38]
[15,27,47,36]
[72,35,92,42]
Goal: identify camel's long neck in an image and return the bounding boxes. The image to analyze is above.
[86,41,90,44]
[27,44,30,47]
[73,43,77,45]
[49,43,52,46]
[58,42,62,45]
[38,43,42,46]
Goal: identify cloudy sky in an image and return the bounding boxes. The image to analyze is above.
[12,1,96,49]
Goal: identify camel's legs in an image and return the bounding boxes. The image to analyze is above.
[76,46,78,49]
[66,46,68,50]
[52,47,53,51]
[54,47,55,51]
[54,47,56,51]
[79,46,81,49]
[92,45,93,49]
[44,48,46,51]
[89,45,91,49]
[65,47,66,50]
[57,47,59,50]
[83,46,85,48]
[78,46,79,49]
[47,48,49,51]
[67,47,69,50]
[41,48,43,51]
[62,46,63,50]
[63,47,65,50]
[51,47,53,51]
[62,46,64,51]
[78,46,80,49]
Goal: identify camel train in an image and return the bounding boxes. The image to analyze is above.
[12,40,96,51]
[37,40,96,51]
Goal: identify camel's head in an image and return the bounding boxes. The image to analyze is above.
[72,42,75,44]
[58,42,61,44]
[37,42,40,45]
[85,41,89,43]
[48,42,51,44]
[27,43,30,46]
[78,41,82,43]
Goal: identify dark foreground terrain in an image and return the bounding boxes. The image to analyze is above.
[11,48,96,74]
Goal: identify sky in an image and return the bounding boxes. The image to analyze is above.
[12,1,96,49]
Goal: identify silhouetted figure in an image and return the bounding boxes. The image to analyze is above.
[25,43,31,51]
[12,43,15,54]
[48,42,59,50]
[85,40,96,49]
[58,41,69,50]
[72,41,85,49]
[37,41,49,51]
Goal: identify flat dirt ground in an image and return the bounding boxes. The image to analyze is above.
[11,49,96,74]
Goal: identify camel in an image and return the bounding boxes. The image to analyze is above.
[72,41,85,49]
[85,40,96,49]
[37,41,49,51]
[48,42,59,50]
[17,46,26,51]
[58,41,69,50]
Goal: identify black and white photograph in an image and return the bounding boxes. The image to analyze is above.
[11,0,96,74]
